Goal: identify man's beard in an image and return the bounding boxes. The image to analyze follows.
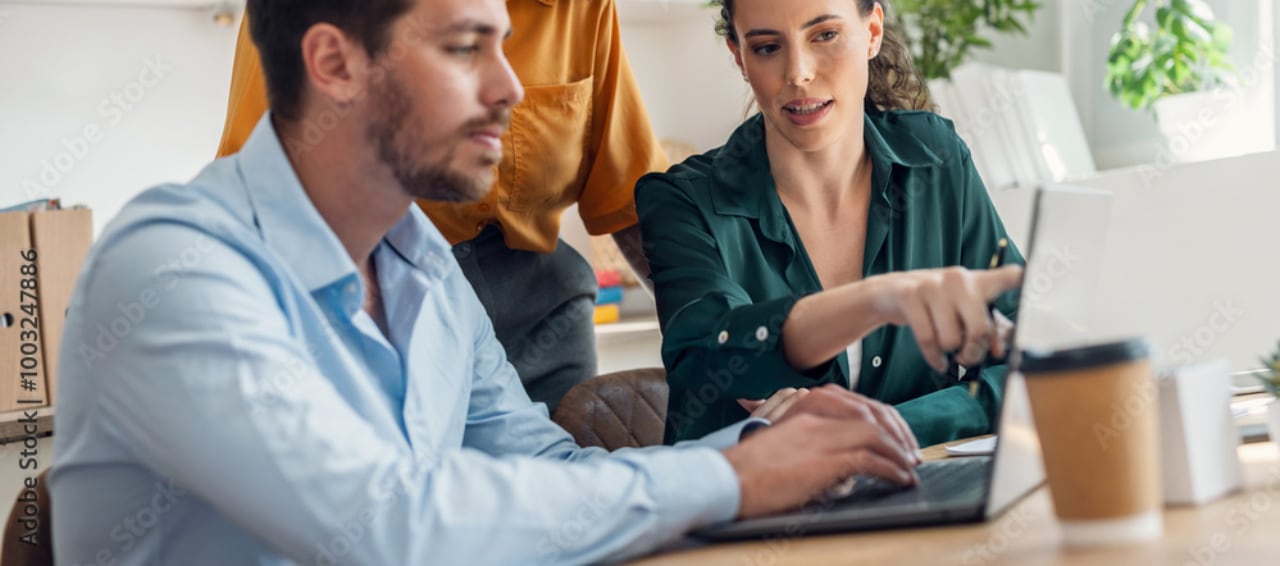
[366,74,509,203]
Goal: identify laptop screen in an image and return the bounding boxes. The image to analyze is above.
[987,184,1114,516]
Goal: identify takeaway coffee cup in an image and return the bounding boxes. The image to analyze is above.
[1020,337,1162,547]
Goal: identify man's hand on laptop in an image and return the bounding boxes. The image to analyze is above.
[723,385,922,519]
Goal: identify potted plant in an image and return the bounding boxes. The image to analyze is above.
[1105,0,1236,160]
[1258,341,1280,444]
[889,0,1043,81]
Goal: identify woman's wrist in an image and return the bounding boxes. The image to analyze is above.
[839,276,892,331]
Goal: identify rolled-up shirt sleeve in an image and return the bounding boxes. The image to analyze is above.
[73,223,741,566]
[637,176,842,441]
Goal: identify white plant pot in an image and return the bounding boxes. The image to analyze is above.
[1153,91,1271,164]
[1270,399,1280,447]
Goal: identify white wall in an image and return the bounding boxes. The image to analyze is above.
[968,0,1061,74]
[619,4,746,152]
[1061,0,1276,170]
[987,152,1280,377]
[0,0,241,534]
[0,3,241,231]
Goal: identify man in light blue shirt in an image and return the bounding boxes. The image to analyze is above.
[51,0,922,563]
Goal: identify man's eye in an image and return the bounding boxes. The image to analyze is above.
[447,45,480,55]
[751,44,780,56]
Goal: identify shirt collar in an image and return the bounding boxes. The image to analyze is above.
[234,113,452,292]
[709,111,944,219]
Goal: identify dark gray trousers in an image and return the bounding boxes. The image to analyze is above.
[452,226,599,413]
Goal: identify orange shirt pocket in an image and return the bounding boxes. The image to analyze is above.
[505,76,594,213]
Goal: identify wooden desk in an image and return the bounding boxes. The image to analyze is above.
[633,441,1280,565]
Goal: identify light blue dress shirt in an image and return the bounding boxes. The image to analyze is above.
[51,116,748,565]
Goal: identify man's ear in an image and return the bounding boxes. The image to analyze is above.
[298,23,369,110]
[867,2,885,59]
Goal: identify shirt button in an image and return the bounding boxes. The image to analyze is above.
[872,356,882,368]
[755,326,769,342]
[717,330,729,345]
[478,203,491,212]
[345,282,358,296]
[454,243,473,259]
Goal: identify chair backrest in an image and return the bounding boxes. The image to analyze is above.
[2,468,53,566]
[552,368,668,450]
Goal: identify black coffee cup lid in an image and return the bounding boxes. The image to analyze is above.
[1018,338,1151,374]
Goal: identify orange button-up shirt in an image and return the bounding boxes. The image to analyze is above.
[217,0,668,253]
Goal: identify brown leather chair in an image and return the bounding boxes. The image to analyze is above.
[552,368,669,450]
[2,468,53,566]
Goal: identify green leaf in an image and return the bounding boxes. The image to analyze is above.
[893,0,1042,79]
[1107,0,1237,114]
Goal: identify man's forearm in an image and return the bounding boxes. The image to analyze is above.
[611,223,652,291]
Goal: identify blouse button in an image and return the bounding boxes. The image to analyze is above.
[717,330,729,345]
[755,326,769,342]
[871,356,883,368]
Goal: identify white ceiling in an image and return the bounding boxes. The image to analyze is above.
[0,0,242,8]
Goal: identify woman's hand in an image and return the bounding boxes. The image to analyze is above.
[865,265,1022,373]
[738,388,811,421]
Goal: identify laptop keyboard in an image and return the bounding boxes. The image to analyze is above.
[825,456,993,509]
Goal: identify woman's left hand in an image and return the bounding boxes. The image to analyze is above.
[738,387,811,421]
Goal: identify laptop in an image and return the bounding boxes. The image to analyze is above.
[693,184,1114,541]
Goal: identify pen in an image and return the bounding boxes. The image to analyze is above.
[968,238,1009,398]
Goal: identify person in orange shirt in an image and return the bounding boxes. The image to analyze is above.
[217,0,667,411]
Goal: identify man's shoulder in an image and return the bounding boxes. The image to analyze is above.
[106,158,255,239]
[89,158,268,282]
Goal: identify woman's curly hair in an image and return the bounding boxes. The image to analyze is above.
[713,0,932,112]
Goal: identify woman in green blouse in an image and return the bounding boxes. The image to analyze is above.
[637,0,1025,446]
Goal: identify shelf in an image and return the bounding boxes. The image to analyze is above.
[0,406,53,445]
[595,316,661,345]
